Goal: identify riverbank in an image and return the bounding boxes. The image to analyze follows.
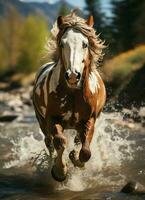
[0,85,35,123]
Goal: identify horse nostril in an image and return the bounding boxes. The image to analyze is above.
[65,72,69,80]
[76,72,81,80]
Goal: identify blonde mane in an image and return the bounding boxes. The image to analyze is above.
[46,11,105,69]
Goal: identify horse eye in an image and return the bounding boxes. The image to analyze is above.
[83,42,88,49]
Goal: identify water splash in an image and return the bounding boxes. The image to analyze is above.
[3,112,135,191]
[4,132,45,169]
[61,112,135,191]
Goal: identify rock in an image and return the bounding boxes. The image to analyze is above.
[0,114,18,122]
[139,107,145,117]
[122,108,132,117]
[0,85,34,124]
[121,181,145,194]
[0,82,10,90]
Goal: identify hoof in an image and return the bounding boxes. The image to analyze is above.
[51,165,67,182]
[121,181,145,194]
[69,150,76,161]
[69,150,84,168]
[79,147,91,163]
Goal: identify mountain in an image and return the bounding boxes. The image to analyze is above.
[0,0,73,23]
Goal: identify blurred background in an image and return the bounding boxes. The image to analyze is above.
[0,2,145,199]
[0,0,145,121]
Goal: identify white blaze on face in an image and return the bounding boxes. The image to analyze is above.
[61,28,89,77]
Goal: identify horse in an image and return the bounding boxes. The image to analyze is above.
[32,12,106,182]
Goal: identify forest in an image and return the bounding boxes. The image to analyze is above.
[0,0,145,108]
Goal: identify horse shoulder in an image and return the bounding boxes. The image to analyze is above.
[83,70,106,116]
[33,62,56,118]
[96,71,106,113]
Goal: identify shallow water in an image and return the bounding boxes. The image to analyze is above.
[0,112,145,200]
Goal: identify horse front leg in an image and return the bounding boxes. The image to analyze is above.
[69,134,85,168]
[79,117,95,163]
[69,117,95,167]
[51,123,68,182]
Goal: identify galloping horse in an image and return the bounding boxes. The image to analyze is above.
[33,12,106,182]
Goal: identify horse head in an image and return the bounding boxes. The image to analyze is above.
[57,15,94,89]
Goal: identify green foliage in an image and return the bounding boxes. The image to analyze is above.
[0,6,23,73]
[102,45,145,89]
[18,15,49,73]
[0,6,49,75]
[0,26,9,73]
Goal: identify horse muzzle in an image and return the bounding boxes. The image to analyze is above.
[65,71,81,88]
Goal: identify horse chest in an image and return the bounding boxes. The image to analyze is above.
[53,93,90,124]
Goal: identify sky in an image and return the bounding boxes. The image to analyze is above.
[20,0,111,14]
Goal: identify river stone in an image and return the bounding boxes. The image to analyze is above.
[0,114,18,122]
[121,181,145,194]
[139,107,145,117]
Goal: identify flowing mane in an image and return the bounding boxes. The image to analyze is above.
[46,11,105,69]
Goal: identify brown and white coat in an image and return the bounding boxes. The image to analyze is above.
[33,12,106,182]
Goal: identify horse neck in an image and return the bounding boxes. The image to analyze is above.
[83,62,94,95]
[56,59,68,89]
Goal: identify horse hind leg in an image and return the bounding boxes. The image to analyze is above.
[74,133,81,145]
[44,136,56,158]
[69,150,85,168]
[39,122,56,158]
[69,133,85,168]
[34,110,56,158]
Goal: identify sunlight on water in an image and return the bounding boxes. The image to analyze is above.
[3,112,135,191]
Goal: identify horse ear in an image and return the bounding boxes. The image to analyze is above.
[86,15,94,27]
[57,16,64,29]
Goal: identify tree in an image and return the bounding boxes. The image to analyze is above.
[1,6,23,70]
[134,0,145,45]
[58,0,69,16]
[85,0,104,33]
[111,0,145,53]
[0,23,9,73]
[18,15,49,73]
[0,6,50,76]
[111,0,134,53]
